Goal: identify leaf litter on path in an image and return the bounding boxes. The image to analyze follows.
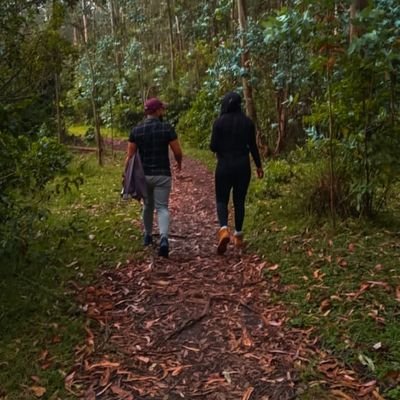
[67,157,381,399]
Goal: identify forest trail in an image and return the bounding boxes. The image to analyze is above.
[67,157,379,400]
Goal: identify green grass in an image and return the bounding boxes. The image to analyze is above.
[245,184,400,397]
[67,124,128,140]
[0,153,142,399]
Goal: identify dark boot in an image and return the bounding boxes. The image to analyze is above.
[158,236,169,257]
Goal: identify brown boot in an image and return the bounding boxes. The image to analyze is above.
[217,227,230,254]
[233,232,244,249]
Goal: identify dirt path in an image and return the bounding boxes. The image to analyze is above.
[67,158,380,400]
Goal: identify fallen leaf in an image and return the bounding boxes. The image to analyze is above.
[241,328,253,347]
[205,377,226,387]
[86,361,120,370]
[374,264,383,271]
[110,385,133,400]
[358,380,377,396]
[38,350,49,362]
[372,390,385,400]
[222,370,232,384]
[136,356,150,363]
[320,299,331,312]
[171,366,184,376]
[268,320,283,327]
[242,387,254,400]
[31,386,46,398]
[99,368,111,386]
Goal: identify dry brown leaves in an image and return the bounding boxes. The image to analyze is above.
[66,158,381,400]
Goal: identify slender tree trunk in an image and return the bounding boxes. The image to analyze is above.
[327,69,336,226]
[54,72,64,143]
[175,14,183,54]
[78,16,104,166]
[274,87,288,154]
[81,0,88,43]
[166,0,175,83]
[108,0,123,103]
[73,26,78,45]
[237,0,266,153]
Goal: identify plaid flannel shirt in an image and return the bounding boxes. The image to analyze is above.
[129,117,177,176]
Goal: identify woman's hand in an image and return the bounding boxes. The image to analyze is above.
[256,167,264,179]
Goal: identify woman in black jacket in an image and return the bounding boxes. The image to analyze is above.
[210,92,264,254]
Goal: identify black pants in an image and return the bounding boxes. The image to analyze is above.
[215,155,251,232]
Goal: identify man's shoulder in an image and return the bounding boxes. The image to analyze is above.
[132,118,175,137]
[131,120,146,133]
[156,119,173,130]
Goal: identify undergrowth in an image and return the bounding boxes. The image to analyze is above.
[245,159,400,398]
[0,153,142,399]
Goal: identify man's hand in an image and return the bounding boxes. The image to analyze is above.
[169,139,183,174]
[256,167,264,179]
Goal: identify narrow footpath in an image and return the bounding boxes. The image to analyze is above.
[67,157,380,400]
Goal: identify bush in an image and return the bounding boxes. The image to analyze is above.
[249,159,293,201]
[176,89,219,149]
[0,133,72,264]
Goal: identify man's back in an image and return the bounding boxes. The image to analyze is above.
[130,117,177,177]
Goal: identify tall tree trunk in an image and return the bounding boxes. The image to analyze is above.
[327,69,336,226]
[108,0,123,103]
[78,17,104,166]
[175,14,184,54]
[274,87,288,154]
[81,0,88,43]
[237,0,266,153]
[166,0,175,83]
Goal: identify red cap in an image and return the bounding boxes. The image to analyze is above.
[144,98,166,114]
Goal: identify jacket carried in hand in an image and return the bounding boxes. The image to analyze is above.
[121,152,147,201]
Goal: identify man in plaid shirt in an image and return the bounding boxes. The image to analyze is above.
[125,98,183,257]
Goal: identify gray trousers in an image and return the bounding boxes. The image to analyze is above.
[143,176,172,238]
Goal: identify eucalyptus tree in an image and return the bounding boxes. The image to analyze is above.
[261,0,400,216]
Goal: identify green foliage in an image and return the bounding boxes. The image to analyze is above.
[0,133,72,263]
[106,103,143,131]
[249,159,292,200]
[176,89,219,148]
[257,0,400,216]
[0,0,74,136]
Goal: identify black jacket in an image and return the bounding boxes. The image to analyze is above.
[210,92,261,168]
